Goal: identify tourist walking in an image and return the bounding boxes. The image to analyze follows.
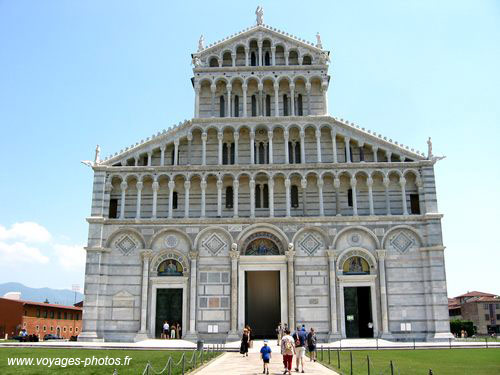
[260,339,272,374]
[281,328,295,374]
[292,325,307,373]
[307,328,317,362]
[240,328,250,357]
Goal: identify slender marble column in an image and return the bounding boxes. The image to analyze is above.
[134,156,139,166]
[285,178,291,217]
[135,181,143,219]
[373,146,378,162]
[300,130,305,163]
[152,180,159,219]
[250,130,255,164]
[367,177,374,215]
[386,150,392,163]
[188,251,198,336]
[210,84,216,117]
[284,130,289,164]
[331,132,338,163]
[249,179,255,218]
[286,249,296,329]
[327,249,339,337]
[359,142,365,162]
[271,46,276,66]
[242,84,248,117]
[147,152,152,167]
[258,84,263,116]
[322,81,328,115]
[383,177,391,215]
[301,177,307,216]
[160,146,165,167]
[317,179,324,216]
[290,84,295,116]
[119,181,127,219]
[138,250,153,336]
[268,130,274,164]
[173,140,179,166]
[274,83,279,117]
[228,248,239,337]
[258,42,262,66]
[351,177,358,216]
[233,179,239,218]
[315,129,322,162]
[231,53,236,68]
[168,180,175,219]
[184,181,190,218]
[269,178,275,217]
[345,137,351,163]
[187,133,192,165]
[416,178,425,215]
[377,250,390,335]
[306,83,312,115]
[217,131,223,165]
[200,179,207,218]
[334,178,341,216]
[201,132,207,165]
[400,177,408,215]
[226,85,232,118]
[233,132,239,164]
[216,178,223,217]
[194,85,200,118]
[285,51,289,66]
[244,48,249,66]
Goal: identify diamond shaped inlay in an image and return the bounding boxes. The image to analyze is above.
[299,233,322,256]
[202,233,226,256]
[390,232,415,253]
[116,235,137,255]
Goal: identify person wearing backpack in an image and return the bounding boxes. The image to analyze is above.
[292,326,307,373]
[281,328,295,374]
[306,328,317,362]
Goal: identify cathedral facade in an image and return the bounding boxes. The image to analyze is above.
[79,12,452,343]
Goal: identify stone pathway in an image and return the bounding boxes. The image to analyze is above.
[195,341,339,375]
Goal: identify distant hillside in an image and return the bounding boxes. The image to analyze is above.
[0,282,84,306]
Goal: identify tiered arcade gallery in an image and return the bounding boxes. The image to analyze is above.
[79,18,452,344]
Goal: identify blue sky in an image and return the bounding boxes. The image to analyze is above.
[0,1,498,297]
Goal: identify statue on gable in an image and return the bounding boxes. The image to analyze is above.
[191,55,201,67]
[316,32,323,49]
[198,35,205,52]
[319,51,330,64]
[94,144,101,164]
[427,137,433,159]
[256,6,264,25]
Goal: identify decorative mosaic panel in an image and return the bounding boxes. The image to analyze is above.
[164,234,179,248]
[389,231,416,254]
[298,232,323,256]
[115,235,138,255]
[202,233,227,256]
[347,231,363,247]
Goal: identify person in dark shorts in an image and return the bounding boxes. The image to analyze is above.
[307,328,317,362]
[260,339,272,374]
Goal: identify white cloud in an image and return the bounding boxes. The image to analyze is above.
[52,244,86,271]
[0,241,49,264]
[0,222,52,243]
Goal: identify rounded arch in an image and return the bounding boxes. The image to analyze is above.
[337,247,378,273]
[148,228,193,250]
[213,76,229,85]
[105,228,146,249]
[236,223,289,255]
[403,168,421,179]
[381,225,423,249]
[197,77,212,86]
[208,55,220,67]
[332,226,380,249]
[151,249,190,275]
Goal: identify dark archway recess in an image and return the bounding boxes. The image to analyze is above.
[155,289,182,338]
[344,286,373,338]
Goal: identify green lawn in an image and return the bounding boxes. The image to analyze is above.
[315,348,500,375]
[0,347,221,375]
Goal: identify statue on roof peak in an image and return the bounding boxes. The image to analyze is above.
[256,6,264,25]
[198,35,205,52]
[316,32,323,48]
[95,144,101,163]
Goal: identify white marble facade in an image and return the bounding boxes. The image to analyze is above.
[79,13,452,343]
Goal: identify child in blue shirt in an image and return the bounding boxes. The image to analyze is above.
[260,339,272,374]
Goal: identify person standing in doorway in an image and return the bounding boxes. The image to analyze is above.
[260,339,272,374]
[281,328,295,375]
[162,321,169,339]
[292,325,307,373]
[307,328,317,362]
[240,328,250,357]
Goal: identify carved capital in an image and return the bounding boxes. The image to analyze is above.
[258,83,263,91]
[268,130,274,139]
[301,178,307,189]
[333,178,340,189]
[200,179,207,190]
[315,129,321,138]
[216,179,223,189]
[233,180,239,189]
[229,249,240,260]
[317,179,324,189]
[201,132,208,141]
[233,132,239,140]
[187,133,193,141]
[210,84,216,92]
[350,177,357,187]
[136,181,143,191]
[184,181,191,190]
[383,177,390,187]
[399,177,406,187]
[326,249,338,261]
[152,181,159,191]
[174,139,179,146]
[299,130,305,138]
[376,249,387,259]
[120,181,128,191]
[140,249,154,261]
[188,251,199,261]
[168,180,175,190]
[217,132,224,141]
[285,248,296,261]
[366,177,373,187]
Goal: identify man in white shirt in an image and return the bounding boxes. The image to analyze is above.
[162,321,169,339]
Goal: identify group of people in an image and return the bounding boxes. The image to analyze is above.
[161,321,181,339]
[239,323,317,374]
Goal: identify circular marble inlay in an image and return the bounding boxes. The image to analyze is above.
[164,234,178,248]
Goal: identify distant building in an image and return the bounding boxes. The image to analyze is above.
[448,291,500,335]
[0,297,82,339]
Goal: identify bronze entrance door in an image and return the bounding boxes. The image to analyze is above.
[155,289,182,338]
[245,271,280,339]
[344,286,374,338]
